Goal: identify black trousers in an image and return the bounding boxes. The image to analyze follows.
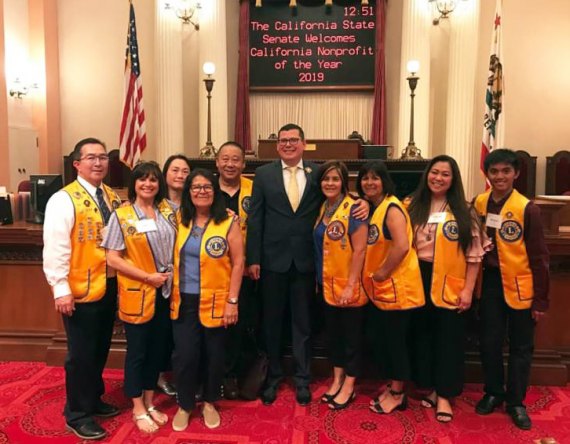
[324,301,365,377]
[225,277,259,378]
[374,307,415,382]
[261,265,313,388]
[172,293,226,411]
[479,268,535,407]
[412,261,466,398]
[123,291,172,398]
[62,278,117,426]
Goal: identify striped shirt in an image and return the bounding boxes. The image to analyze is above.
[102,204,176,298]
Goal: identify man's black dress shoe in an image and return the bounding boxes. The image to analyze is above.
[507,405,532,430]
[475,394,504,415]
[261,385,278,405]
[66,422,107,440]
[223,377,239,400]
[157,380,177,397]
[296,386,312,406]
[94,401,120,418]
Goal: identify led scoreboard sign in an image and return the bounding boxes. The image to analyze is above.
[249,0,376,91]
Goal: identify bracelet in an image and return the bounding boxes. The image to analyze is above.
[226,297,238,305]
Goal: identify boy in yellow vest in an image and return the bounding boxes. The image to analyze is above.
[474,149,549,430]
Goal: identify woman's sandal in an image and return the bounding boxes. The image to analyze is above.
[421,392,437,409]
[133,412,158,434]
[369,383,391,407]
[321,385,343,403]
[370,388,408,414]
[147,406,168,426]
[436,411,454,423]
[321,376,345,403]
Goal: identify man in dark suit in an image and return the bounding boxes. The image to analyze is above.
[247,123,320,406]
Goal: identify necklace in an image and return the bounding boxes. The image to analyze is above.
[425,200,448,242]
[324,196,344,219]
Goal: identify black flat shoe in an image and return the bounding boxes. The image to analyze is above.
[66,422,107,440]
[94,401,120,418]
[296,386,312,406]
[475,394,504,415]
[329,392,355,410]
[261,385,278,405]
[507,405,532,430]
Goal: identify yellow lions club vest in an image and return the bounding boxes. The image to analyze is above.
[362,195,425,311]
[238,176,253,245]
[63,180,121,303]
[171,216,234,328]
[474,189,533,309]
[115,201,175,324]
[430,211,469,309]
[316,195,367,307]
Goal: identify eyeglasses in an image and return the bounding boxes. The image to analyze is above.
[190,184,214,193]
[79,154,110,163]
[277,137,301,146]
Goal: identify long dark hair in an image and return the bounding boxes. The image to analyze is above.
[180,168,228,227]
[408,155,476,255]
[356,161,396,199]
[128,161,167,205]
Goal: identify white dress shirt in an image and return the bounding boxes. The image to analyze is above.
[281,159,307,200]
[42,176,103,299]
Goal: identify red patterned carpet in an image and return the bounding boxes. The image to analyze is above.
[0,362,567,444]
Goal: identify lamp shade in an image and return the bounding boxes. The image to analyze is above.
[203,62,216,76]
[407,60,420,74]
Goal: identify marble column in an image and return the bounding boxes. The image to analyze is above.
[444,0,480,198]
[198,0,228,153]
[154,0,184,166]
[397,0,431,158]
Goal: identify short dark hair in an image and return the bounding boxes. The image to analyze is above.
[483,148,520,173]
[162,154,191,177]
[127,161,167,205]
[71,137,107,161]
[278,123,305,141]
[217,141,245,159]
[180,168,229,226]
[318,161,349,195]
[356,161,396,198]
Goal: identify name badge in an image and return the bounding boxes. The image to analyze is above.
[136,219,158,233]
[428,212,447,224]
[486,213,503,229]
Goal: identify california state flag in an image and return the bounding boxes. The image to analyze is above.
[480,0,504,185]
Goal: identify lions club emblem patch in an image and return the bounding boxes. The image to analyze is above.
[205,236,227,258]
[241,196,251,214]
[326,221,345,241]
[499,220,522,242]
[367,224,379,245]
[442,221,459,241]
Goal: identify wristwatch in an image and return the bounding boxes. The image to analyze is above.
[227,297,239,305]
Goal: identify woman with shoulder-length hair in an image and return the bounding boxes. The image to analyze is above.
[407,154,487,423]
[171,168,244,432]
[357,161,425,415]
[314,161,368,410]
[102,161,176,433]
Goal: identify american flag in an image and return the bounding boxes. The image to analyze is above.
[480,0,504,186]
[119,2,146,169]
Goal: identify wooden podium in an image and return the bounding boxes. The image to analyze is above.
[257,139,361,160]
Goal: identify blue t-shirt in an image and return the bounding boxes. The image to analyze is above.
[179,225,204,295]
[313,204,368,285]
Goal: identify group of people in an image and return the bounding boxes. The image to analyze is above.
[42,124,549,440]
